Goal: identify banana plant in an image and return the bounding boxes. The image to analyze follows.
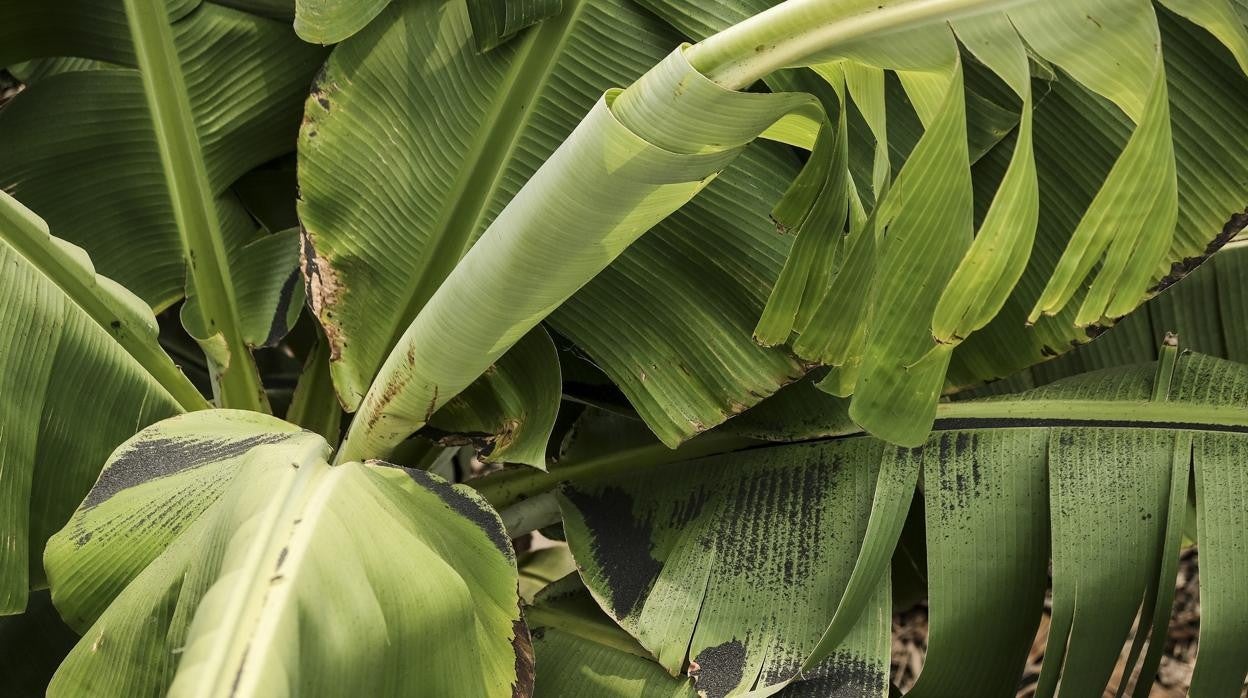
[2,0,1248,696]
[301,0,1248,462]
[486,346,1248,697]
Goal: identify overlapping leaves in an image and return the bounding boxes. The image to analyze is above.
[555,350,1248,696]
[0,0,322,315]
[304,0,1248,462]
[640,0,1248,446]
[0,193,203,614]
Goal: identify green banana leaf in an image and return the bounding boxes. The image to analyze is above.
[318,0,1248,463]
[466,0,564,51]
[299,0,1024,461]
[558,411,895,697]
[635,0,1248,447]
[293,0,391,44]
[0,192,204,614]
[292,0,561,49]
[527,575,697,697]
[556,349,1248,696]
[945,2,1248,390]
[968,235,1248,392]
[0,1,323,315]
[0,0,326,409]
[4,12,559,641]
[43,410,530,697]
[298,0,808,459]
[0,0,198,66]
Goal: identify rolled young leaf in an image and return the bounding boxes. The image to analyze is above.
[298,0,807,450]
[336,44,823,462]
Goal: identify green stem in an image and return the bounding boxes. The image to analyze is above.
[476,396,1248,508]
[472,433,755,510]
[685,0,1025,89]
[286,335,343,445]
[498,493,561,538]
[123,0,266,412]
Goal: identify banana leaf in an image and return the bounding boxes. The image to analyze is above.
[43,410,530,697]
[320,0,1248,463]
[0,192,203,614]
[557,349,1248,696]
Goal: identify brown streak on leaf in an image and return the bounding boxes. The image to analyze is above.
[1151,208,1248,294]
[300,227,344,361]
[511,615,535,697]
[365,374,413,431]
[424,385,440,423]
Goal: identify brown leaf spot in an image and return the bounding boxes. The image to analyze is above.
[300,228,345,361]
[511,616,535,698]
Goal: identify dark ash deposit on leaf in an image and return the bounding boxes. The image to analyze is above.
[690,639,746,698]
[560,484,663,619]
[396,464,513,559]
[83,433,294,509]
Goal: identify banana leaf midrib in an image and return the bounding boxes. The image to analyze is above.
[933,399,1248,431]
[191,448,333,695]
[380,0,590,359]
[481,388,1248,511]
[802,399,1248,444]
[124,0,264,410]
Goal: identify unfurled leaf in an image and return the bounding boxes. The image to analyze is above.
[559,351,1248,697]
[44,410,530,697]
[969,233,1248,392]
[0,3,324,312]
[0,0,325,410]
[634,0,1248,445]
[0,192,203,614]
[559,416,894,697]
